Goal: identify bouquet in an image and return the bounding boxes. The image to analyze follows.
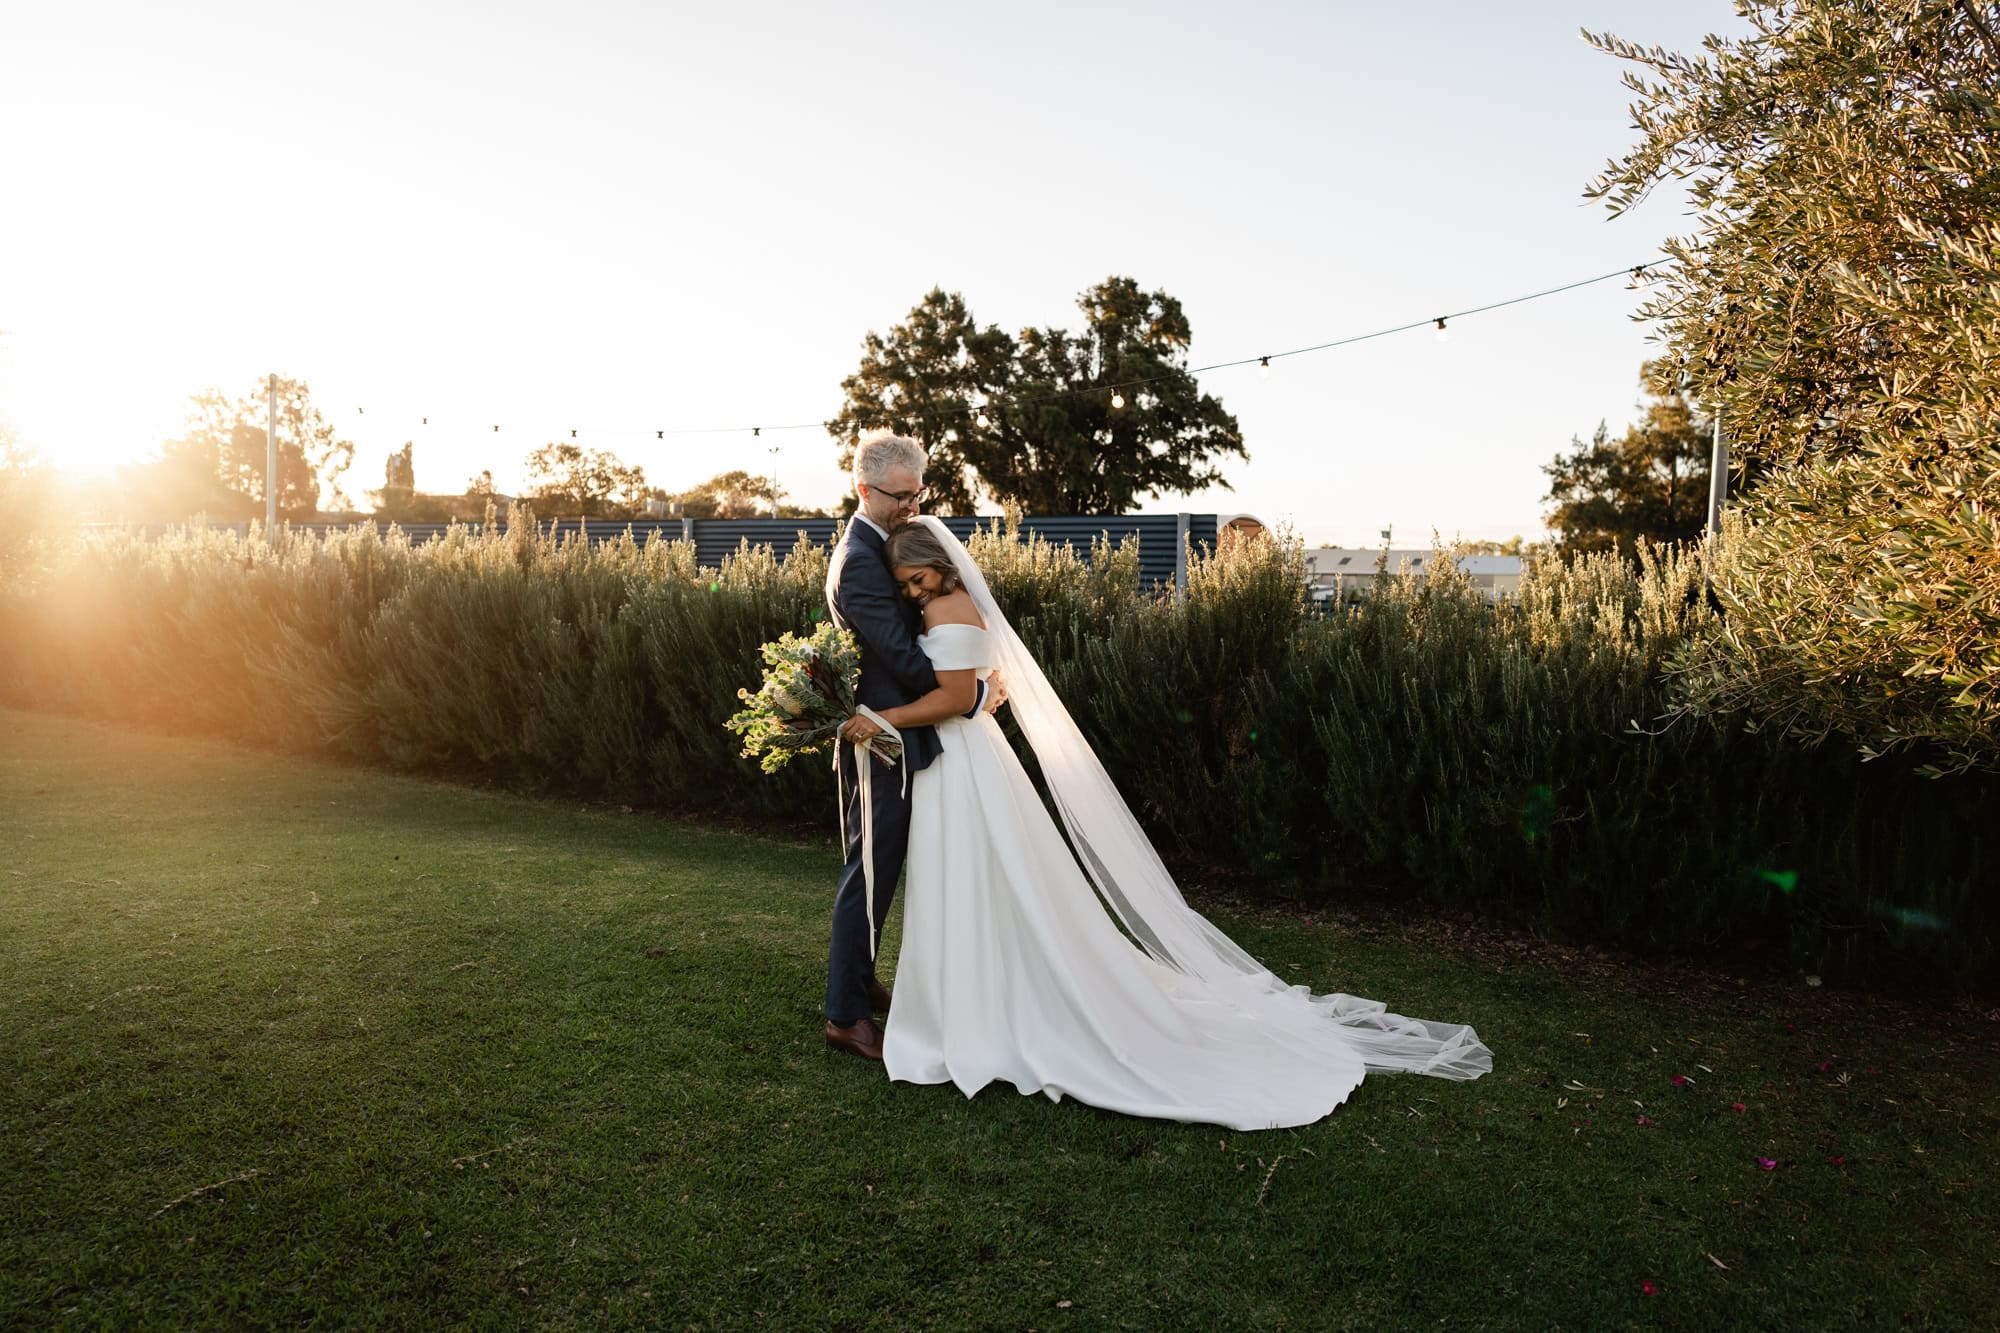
[725,622,903,772]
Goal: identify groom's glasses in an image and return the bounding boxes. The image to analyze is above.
[872,484,928,506]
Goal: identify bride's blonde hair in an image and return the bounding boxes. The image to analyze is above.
[883,524,964,594]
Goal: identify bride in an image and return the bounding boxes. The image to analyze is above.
[838,517,1490,1131]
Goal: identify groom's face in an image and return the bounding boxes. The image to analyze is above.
[859,466,925,529]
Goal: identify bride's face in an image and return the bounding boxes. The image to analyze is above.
[892,564,946,607]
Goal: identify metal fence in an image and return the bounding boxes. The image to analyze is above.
[86,514,1223,595]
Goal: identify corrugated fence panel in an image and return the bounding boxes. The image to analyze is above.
[89,514,1221,590]
[564,515,1213,589]
[692,519,841,566]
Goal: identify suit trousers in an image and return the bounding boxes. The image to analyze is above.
[824,739,917,1024]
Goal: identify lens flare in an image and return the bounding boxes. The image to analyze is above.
[1753,868,1800,894]
[1880,906,1949,931]
[1518,784,1555,843]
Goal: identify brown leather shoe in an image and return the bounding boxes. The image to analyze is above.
[863,977,893,1014]
[824,1017,884,1062]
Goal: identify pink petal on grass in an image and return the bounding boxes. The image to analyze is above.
[1732,1103,1747,1113]
[1641,1280,1659,1296]
[1672,1075,1688,1087]
[1757,1157,1778,1170]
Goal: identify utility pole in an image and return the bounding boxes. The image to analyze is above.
[265,374,278,536]
[1705,411,1729,539]
[768,443,781,517]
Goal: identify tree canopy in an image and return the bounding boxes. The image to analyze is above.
[649,470,825,520]
[828,278,1245,515]
[0,422,55,584]
[1590,0,2000,774]
[118,379,353,522]
[521,442,648,519]
[1544,362,1712,556]
[368,442,456,523]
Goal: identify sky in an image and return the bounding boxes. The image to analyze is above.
[0,1,1751,545]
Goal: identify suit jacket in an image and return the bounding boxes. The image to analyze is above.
[825,518,947,774]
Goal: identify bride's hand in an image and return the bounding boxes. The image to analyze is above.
[983,670,1007,713]
[840,713,884,744]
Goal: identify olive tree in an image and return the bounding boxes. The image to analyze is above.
[1589,0,2000,773]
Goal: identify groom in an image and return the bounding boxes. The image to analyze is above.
[822,434,996,1061]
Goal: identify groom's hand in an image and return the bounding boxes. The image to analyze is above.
[983,670,1007,713]
[840,713,885,745]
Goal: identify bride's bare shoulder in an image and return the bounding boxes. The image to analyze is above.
[921,589,986,631]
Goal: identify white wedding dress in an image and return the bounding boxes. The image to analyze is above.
[881,519,1491,1131]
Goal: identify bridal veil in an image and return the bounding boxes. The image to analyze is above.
[911,515,1491,1081]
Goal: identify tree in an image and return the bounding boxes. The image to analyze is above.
[1543,362,1712,556]
[368,442,452,523]
[826,289,1014,515]
[522,442,648,519]
[1589,1,2000,773]
[371,442,414,513]
[148,378,356,520]
[1458,536,1536,557]
[829,278,1246,515]
[0,422,55,585]
[651,470,826,519]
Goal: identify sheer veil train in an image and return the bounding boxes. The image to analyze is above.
[913,515,1491,1081]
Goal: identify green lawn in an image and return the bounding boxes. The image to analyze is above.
[2,707,1995,1329]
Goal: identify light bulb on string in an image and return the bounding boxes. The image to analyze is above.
[245,261,1650,451]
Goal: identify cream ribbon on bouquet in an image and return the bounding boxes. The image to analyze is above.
[835,705,905,959]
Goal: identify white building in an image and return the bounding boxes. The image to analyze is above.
[1303,547,1523,604]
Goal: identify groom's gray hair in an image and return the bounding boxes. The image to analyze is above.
[853,433,927,488]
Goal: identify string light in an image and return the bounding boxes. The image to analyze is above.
[326,261,1653,443]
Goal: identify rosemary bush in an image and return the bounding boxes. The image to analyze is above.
[1233,548,1992,983]
[0,519,1988,985]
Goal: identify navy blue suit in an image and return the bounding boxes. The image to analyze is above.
[823,517,965,1024]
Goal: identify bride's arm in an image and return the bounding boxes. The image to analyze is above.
[838,593,983,739]
[869,667,980,731]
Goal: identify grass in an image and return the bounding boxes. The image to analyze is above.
[1,707,1996,1329]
